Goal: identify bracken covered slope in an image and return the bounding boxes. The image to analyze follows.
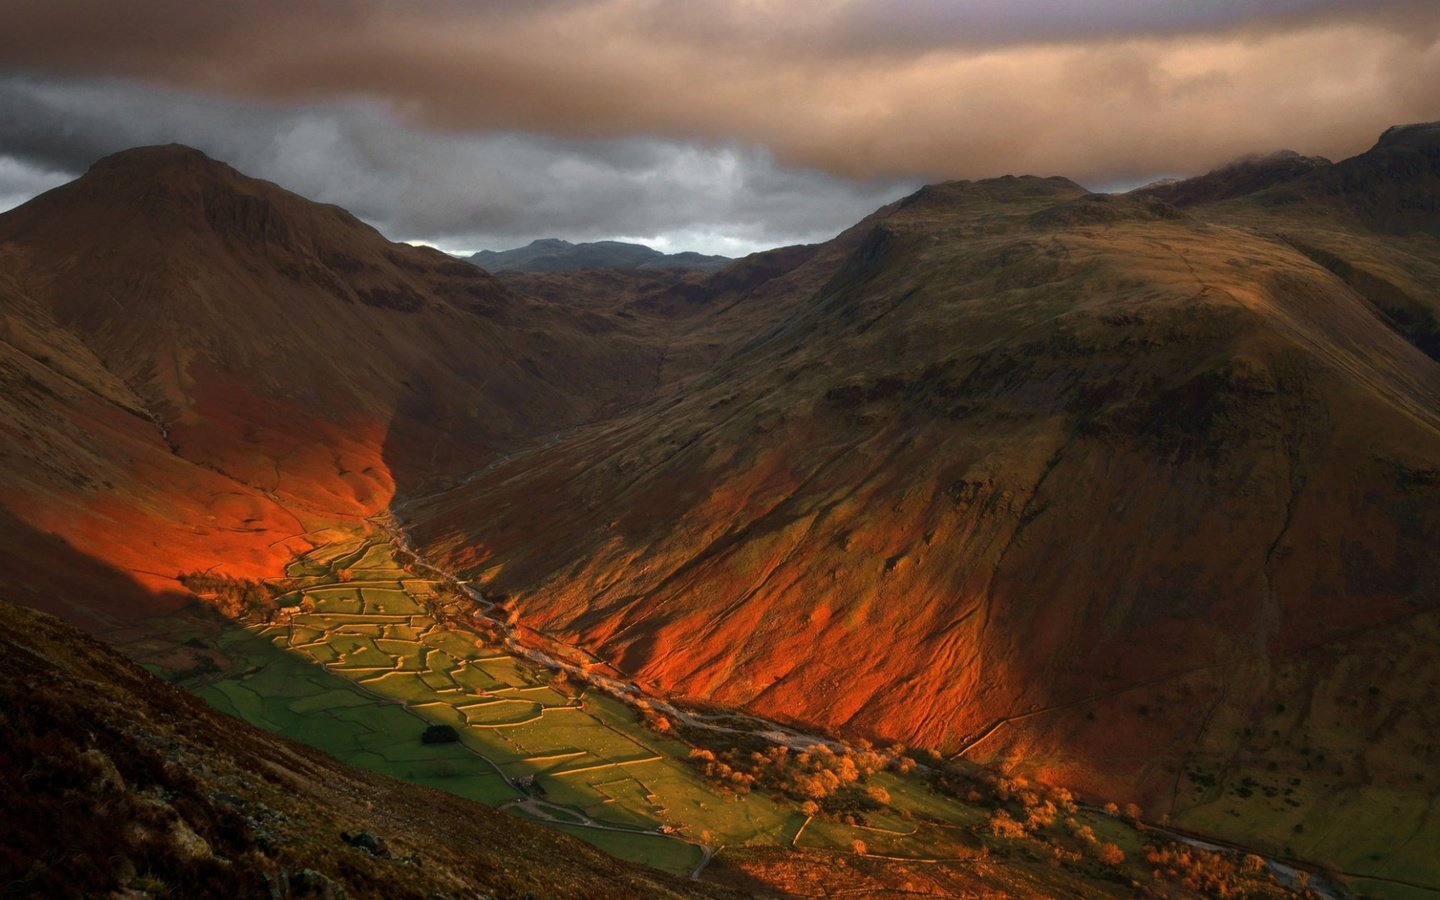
[410,129,1440,885]
[0,598,730,899]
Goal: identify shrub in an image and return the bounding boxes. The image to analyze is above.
[987,809,1028,839]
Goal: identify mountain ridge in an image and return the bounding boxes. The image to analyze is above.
[470,237,731,273]
[407,123,1440,887]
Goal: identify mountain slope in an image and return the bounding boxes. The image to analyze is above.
[0,145,698,619]
[0,597,727,899]
[470,238,730,273]
[409,138,1440,885]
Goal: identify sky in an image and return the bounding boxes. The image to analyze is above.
[0,0,1437,256]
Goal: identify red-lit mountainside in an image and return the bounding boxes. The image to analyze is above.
[0,145,846,625]
[409,125,1440,871]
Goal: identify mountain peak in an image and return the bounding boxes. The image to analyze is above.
[0,142,380,256]
[1376,120,1440,149]
[88,142,221,170]
[81,143,254,194]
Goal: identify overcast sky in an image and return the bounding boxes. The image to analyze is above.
[1,0,1437,255]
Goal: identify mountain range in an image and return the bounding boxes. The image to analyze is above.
[468,238,731,273]
[407,126,1440,885]
[2,124,1438,895]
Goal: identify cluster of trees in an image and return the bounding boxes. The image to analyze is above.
[967,774,1122,868]
[689,743,892,819]
[1061,818,1126,867]
[178,572,291,619]
[1145,843,1292,897]
[983,775,1072,837]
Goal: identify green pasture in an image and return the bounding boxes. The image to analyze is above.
[547,823,703,875]
[185,533,1039,878]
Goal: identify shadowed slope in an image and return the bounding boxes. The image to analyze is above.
[0,596,729,899]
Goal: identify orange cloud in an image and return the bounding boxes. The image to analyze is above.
[2,0,1436,183]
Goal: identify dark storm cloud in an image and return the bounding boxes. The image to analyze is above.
[0,77,915,254]
[0,0,1437,224]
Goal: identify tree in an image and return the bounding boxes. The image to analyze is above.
[421,724,460,744]
[1097,843,1126,867]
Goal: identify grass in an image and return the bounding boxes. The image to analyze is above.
[167,531,1273,888]
[213,535,816,859]
[546,823,702,876]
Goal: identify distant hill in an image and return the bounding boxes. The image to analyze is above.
[470,238,731,273]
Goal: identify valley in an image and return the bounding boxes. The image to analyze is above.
[2,124,1438,897]
[116,524,1340,897]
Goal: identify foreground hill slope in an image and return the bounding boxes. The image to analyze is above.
[0,598,726,899]
[411,132,1440,885]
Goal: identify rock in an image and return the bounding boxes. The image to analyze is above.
[340,829,391,858]
[169,817,213,860]
[291,868,346,899]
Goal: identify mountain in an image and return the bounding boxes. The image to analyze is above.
[470,238,731,273]
[4,129,1440,893]
[409,131,1440,886]
[0,597,726,899]
[1136,149,1331,207]
[0,145,702,624]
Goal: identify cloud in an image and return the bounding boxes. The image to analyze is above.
[0,0,1436,223]
[0,76,916,255]
[0,155,71,213]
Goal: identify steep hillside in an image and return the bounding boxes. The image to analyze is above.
[0,597,727,899]
[0,146,700,619]
[410,134,1440,887]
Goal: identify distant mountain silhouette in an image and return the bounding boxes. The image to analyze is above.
[470,238,731,273]
[1136,149,1332,206]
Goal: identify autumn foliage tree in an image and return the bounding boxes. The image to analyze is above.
[688,743,891,819]
[178,572,288,619]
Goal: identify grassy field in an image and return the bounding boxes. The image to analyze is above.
[123,529,1329,893]
[186,534,814,874]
